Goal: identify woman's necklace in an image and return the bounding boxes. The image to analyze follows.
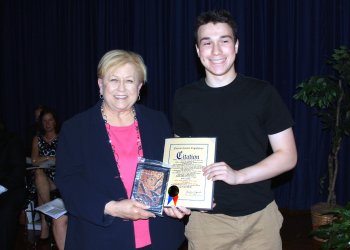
[44,134,57,143]
[100,102,143,168]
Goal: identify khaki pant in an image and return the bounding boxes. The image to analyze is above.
[185,201,283,250]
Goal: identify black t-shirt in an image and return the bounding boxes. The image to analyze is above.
[173,74,294,216]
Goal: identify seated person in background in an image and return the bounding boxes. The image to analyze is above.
[31,108,67,249]
[0,116,26,250]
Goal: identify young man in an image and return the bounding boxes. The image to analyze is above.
[172,10,297,250]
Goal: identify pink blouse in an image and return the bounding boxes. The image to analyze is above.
[107,122,151,248]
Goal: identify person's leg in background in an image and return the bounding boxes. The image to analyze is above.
[34,169,56,239]
[52,214,68,250]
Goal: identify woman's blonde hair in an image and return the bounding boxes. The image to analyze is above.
[97,50,147,83]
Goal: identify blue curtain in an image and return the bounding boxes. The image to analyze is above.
[1,0,349,209]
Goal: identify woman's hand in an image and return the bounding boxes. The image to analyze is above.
[47,156,56,165]
[163,206,191,219]
[32,155,53,165]
[104,199,156,220]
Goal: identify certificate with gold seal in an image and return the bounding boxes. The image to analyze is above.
[162,137,216,210]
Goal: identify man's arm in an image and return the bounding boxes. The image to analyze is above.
[203,127,297,185]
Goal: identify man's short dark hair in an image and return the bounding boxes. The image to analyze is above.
[195,10,238,44]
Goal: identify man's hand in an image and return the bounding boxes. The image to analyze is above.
[203,162,242,185]
[164,206,191,219]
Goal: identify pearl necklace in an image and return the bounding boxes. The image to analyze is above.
[100,102,143,166]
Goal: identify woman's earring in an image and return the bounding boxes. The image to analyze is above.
[138,95,141,101]
[99,94,103,100]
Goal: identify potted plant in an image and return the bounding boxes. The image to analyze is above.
[294,46,350,226]
[310,202,350,249]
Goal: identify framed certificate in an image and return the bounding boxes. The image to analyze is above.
[163,137,216,210]
[131,158,170,216]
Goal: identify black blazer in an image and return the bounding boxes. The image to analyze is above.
[55,101,185,250]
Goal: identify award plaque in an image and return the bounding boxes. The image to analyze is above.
[131,158,171,216]
[163,137,216,210]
